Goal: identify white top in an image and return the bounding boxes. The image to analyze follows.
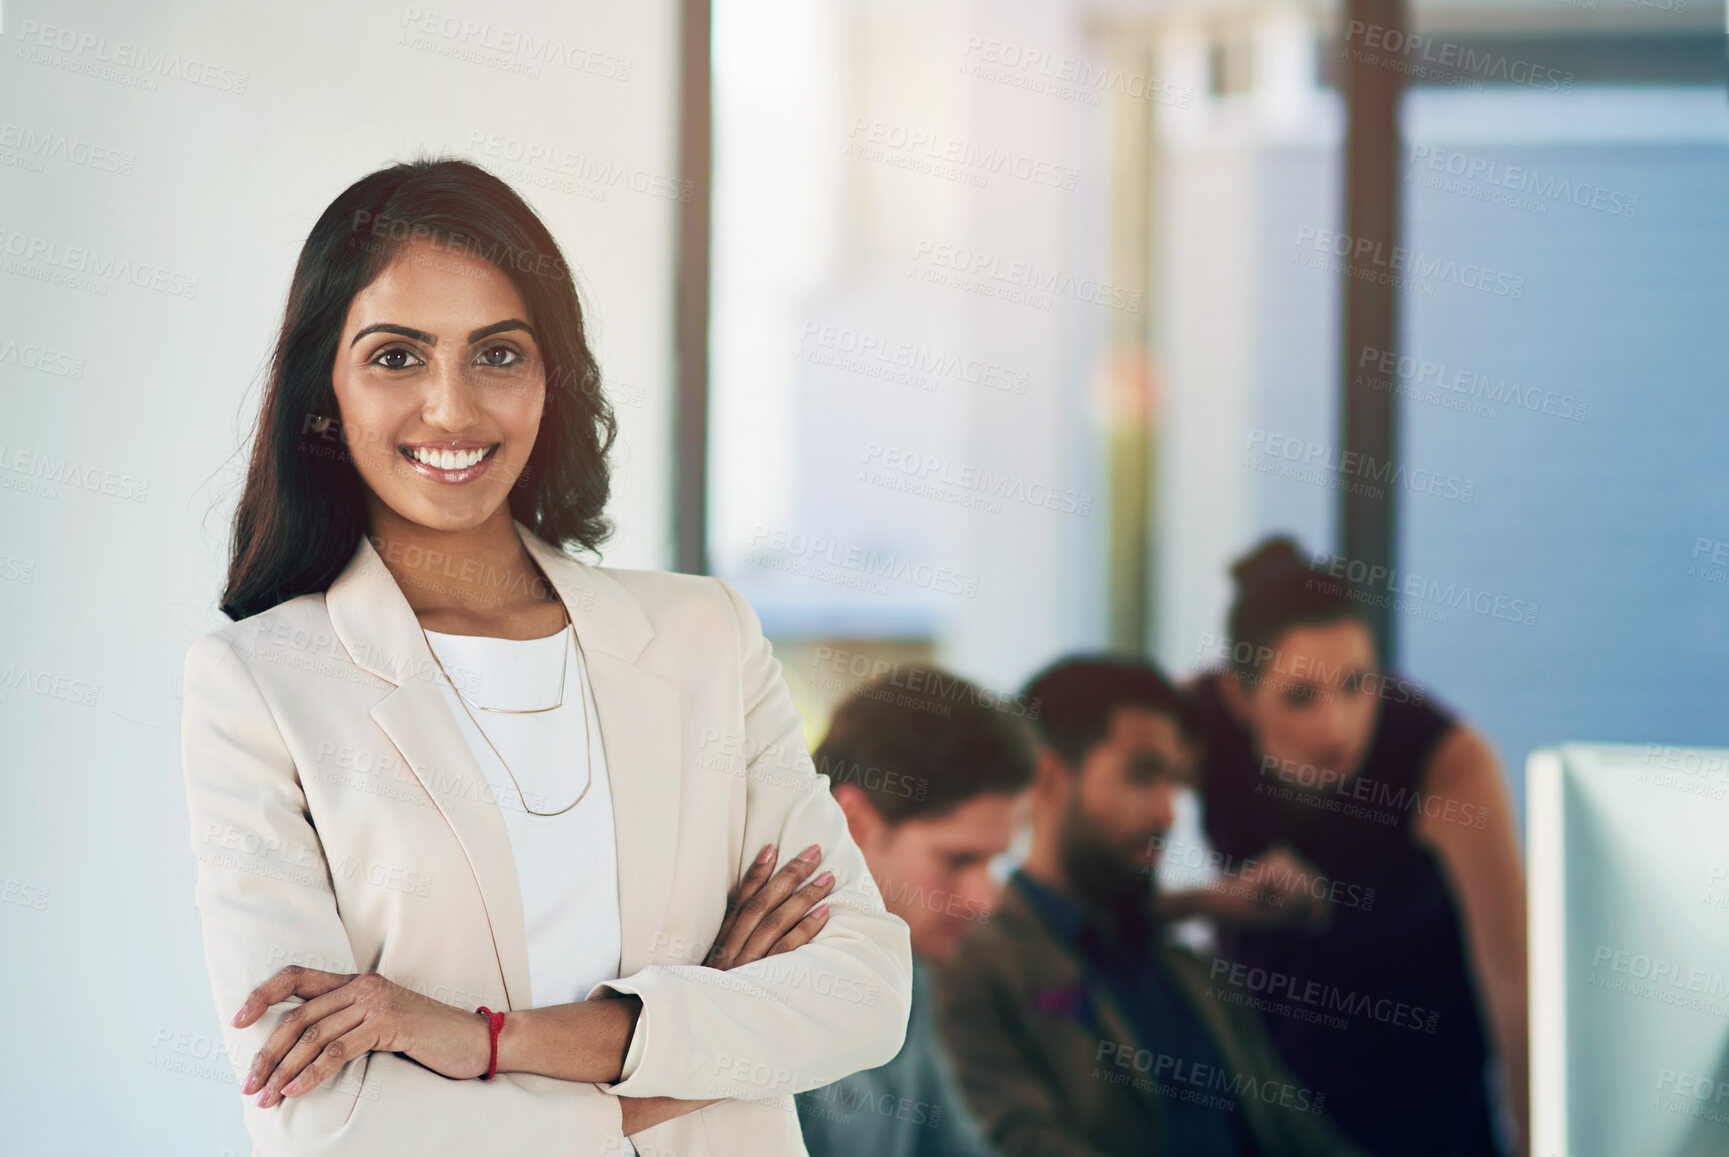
[422,622,647,1094]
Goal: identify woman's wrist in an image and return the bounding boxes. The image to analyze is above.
[590,993,644,1082]
[468,1006,499,1079]
[491,995,644,1083]
[490,1006,526,1077]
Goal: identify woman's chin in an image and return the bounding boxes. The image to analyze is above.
[376,495,506,535]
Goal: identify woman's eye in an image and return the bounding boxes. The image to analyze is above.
[372,347,422,370]
[476,344,522,368]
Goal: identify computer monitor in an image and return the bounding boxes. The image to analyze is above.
[1528,743,1729,1157]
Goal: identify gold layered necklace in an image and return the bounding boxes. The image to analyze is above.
[420,597,593,818]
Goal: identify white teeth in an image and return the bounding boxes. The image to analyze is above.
[408,445,490,470]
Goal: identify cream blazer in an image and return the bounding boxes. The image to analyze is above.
[180,517,913,1156]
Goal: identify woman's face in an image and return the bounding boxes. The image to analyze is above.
[1229,619,1382,786]
[330,238,545,534]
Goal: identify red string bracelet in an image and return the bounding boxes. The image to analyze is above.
[475,1006,505,1080]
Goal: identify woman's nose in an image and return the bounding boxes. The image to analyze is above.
[420,357,482,429]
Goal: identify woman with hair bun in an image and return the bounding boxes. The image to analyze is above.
[1172,535,1528,1157]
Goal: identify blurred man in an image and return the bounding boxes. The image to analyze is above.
[931,656,1368,1157]
[795,666,1035,1157]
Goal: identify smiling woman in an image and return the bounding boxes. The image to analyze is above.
[181,158,912,1156]
[221,160,615,622]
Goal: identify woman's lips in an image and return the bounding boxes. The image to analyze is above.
[397,443,499,484]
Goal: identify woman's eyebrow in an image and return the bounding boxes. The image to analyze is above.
[469,318,535,343]
[348,319,535,347]
[351,322,436,347]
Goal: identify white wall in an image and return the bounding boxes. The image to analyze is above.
[0,2,678,1151]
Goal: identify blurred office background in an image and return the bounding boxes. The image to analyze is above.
[2,0,1725,1153]
[706,0,1729,827]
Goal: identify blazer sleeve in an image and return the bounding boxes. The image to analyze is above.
[587,577,915,1101]
[180,632,627,1156]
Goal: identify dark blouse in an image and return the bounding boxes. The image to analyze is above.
[1189,670,1505,1157]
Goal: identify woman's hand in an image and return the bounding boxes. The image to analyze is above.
[1157,844,1331,931]
[232,966,491,1107]
[703,842,836,970]
[607,844,832,1137]
[1231,843,1333,931]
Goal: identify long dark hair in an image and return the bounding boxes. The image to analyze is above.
[1225,535,1373,681]
[219,157,616,621]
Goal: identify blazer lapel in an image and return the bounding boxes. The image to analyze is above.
[1000,889,1151,1055]
[997,883,1175,1132]
[324,518,684,1007]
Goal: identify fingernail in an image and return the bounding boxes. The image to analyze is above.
[756,844,775,865]
[231,1007,245,1027]
[813,904,830,919]
[241,1072,256,1094]
[798,844,820,861]
[282,1078,300,1096]
[256,1089,270,1107]
[814,870,834,888]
